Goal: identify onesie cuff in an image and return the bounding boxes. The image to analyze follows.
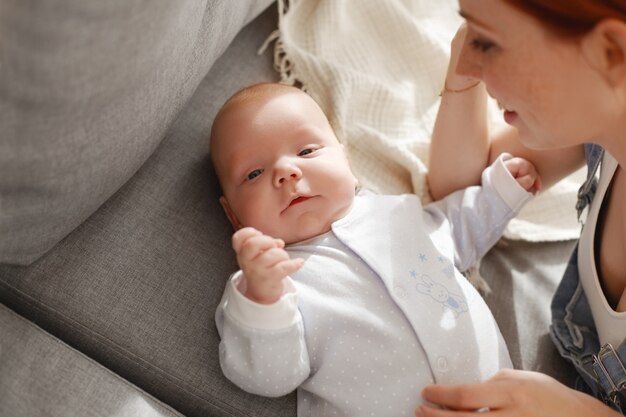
[482,152,533,213]
[222,271,300,331]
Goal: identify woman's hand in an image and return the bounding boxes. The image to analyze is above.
[444,23,479,91]
[415,369,620,417]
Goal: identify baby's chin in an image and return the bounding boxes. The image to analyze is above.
[283,205,354,244]
[266,201,354,244]
[278,222,334,245]
[280,229,327,246]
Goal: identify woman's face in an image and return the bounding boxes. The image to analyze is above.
[457,0,616,150]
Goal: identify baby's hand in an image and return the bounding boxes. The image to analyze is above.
[503,156,542,194]
[232,227,304,304]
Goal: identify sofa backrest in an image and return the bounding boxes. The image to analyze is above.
[0,0,274,265]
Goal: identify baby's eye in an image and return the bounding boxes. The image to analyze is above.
[298,148,315,156]
[247,168,263,181]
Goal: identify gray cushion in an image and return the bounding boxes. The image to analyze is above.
[0,304,184,417]
[480,238,579,387]
[0,0,273,265]
[0,5,295,417]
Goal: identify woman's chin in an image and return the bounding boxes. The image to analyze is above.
[518,133,564,151]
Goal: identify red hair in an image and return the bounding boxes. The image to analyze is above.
[504,0,626,34]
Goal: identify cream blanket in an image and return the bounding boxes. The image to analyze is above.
[270,0,583,241]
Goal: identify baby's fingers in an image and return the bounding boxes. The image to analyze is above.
[232,227,261,253]
[515,174,535,192]
[237,234,283,262]
[273,258,305,277]
[256,247,291,268]
[255,249,303,276]
[516,173,542,194]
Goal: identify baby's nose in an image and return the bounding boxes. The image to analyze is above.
[273,163,302,186]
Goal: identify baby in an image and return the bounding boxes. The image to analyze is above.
[211,83,540,417]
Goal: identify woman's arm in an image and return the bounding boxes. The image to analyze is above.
[428,79,490,200]
[487,127,585,192]
[428,25,585,201]
[428,24,490,201]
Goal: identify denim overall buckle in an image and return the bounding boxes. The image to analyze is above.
[592,343,626,410]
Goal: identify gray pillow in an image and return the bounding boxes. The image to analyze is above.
[0,0,274,265]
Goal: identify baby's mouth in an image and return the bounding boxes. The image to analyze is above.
[289,196,311,207]
[281,195,312,213]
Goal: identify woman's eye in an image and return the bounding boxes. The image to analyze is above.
[247,169,263,181]
[470,37,496,53]
[298,148,315,156]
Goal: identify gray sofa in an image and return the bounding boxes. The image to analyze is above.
[0,1,578,416]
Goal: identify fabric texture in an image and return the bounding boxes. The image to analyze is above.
[273,0,584,242]
[480,238,579,386]
[0,0,273,265]
[0,304,183,417]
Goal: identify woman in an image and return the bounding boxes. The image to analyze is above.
[421,1,626,416]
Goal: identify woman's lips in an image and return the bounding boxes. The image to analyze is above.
[503,110,518,125]
[497,101,518,125]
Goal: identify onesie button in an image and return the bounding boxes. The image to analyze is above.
[394,286,406,298]
[437,356,449,372]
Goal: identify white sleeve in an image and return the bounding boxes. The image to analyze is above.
[215,271,310,397]
[423,153,533,271]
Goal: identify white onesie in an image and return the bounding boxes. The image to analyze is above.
[216,154,532,417]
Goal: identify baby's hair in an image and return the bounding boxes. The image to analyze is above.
[219,83,300,113]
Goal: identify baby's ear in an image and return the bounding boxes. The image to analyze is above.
[219,196,242,230]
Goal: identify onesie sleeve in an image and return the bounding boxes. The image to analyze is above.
[423,153,533,271]
[215,271,310,397]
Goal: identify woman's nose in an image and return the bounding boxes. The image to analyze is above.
[273,162,302,187]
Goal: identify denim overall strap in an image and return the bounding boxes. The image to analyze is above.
[576,144,604,221]
[593,342,626,412]
[549,144,626,412]
[572,144,626,412]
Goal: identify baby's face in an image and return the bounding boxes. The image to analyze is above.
[213,90,356,244]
